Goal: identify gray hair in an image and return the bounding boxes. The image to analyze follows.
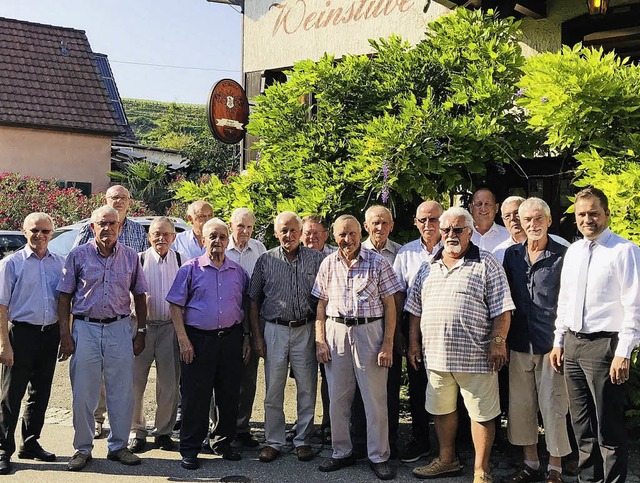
[91,205,119,223]
[202,218,229,234]
[365,205,393,222]
[187,200,213,217]
[440,207,474,230]
[231,207,255,223]
[23,212,54,231]
[274,211,303,230]
[332,214,362,233]
[105,185,131,198]
[502,196,525,208]
[149,216,175,232]
[519,197,551,219]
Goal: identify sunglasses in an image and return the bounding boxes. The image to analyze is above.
[416,217,439,224]
[439,227,467,235]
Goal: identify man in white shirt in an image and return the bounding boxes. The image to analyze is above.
[128,217,182,454]
[172,201,213,260]
[470,188,510,253]
[393,200,443,463]
[550,186,640,483]
[222,208,266,448]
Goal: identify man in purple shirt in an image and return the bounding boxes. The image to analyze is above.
[167,218,250,471]
[58,206,148,472]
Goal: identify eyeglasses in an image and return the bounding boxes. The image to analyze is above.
[106,196,129,202]
[439,227,467,235]
[28,229,52,235]
[95,221,119,228]
[501,212,520,221]
[151,232,175,239]
[416,217,439,225]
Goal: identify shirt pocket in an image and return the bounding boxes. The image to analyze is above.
[354,276,377,302]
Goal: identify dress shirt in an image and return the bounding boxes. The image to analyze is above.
[249,245,324,322]
[226,237,267,277]
[0,246,64,326]
[172,229,205,261]
[312,247,402,318]
[362,238,402,265]
[493,234,569,264]
[554,228,640,358]
[503,237,567,354]
[321,244,337,256]
[404,243,515,373]
[393,238,442,292]
[140,248,181,321]
[471,222,510,253]
[74,217,149,253]
[58,241,148,319]
[166,254,248,331]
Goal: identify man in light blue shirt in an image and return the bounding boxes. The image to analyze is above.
[172,201,213,260]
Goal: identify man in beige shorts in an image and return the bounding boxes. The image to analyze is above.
[406,207,514,483]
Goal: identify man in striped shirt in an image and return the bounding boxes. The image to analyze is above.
[250,212,324,464]
[314,214,402,481]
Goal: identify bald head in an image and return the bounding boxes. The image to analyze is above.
[105,185,132,217]
[363,205,394,250]
[187,200,214,236]
[415,201,443,250]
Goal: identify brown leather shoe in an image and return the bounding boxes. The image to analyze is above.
[259,446,280,463]
[296,445,314,462]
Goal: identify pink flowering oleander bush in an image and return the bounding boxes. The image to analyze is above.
[0,172,152,230]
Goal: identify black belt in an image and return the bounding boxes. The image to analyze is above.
[333,316,383,326]
[186,323,240,337]
[568,330,617,340]
[75,314,130,324]
[269,317,312,328]
[11,321,59,332]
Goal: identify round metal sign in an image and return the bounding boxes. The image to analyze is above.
[207,79,249,144]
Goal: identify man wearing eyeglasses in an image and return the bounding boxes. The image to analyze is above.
[58,206,148,471]
[0,213,63,474]
[406,207,514,483]
[392,200,443,464]
[470,188,510,253]
[302,215,337,256]
[73,185,149,439]
[128,218,182,454]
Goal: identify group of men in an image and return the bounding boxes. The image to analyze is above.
[0,183,637,483]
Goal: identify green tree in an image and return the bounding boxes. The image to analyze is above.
[108,160,172,213]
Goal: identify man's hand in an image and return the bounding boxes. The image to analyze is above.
[253,335,266,359]
[0,344,13,367]
[133,332,145,356]
[549,347,564,374]
[407,342,422,371]
[377,341,393,368]
[316,340,331,364]
[487,340,507,372]
[242,337,251,364]
[178,335,194,364]
[58,335,75,362]
[610,356,630,385]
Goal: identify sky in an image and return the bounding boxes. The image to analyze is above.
[1,0,242,105]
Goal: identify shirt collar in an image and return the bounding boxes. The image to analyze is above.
[149,247,171,263]
[198,253,233,271]
[91,239,118,256]
[23,244,51,259]
[431,241,480,263]
[363,237,396,254]
[589,227,612,246]
[228,236,253,253]
[420,238,442,255]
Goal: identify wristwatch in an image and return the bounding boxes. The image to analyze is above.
[491,335,505,344]
[137,327,147,334]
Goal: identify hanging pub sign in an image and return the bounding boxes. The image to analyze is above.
[207,79,249,144]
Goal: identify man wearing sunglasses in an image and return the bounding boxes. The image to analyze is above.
[0,213,64,474]
[406,207,514,483]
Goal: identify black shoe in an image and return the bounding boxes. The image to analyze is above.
[181,456,199,470]
[173,419,182,432]
[155,435,176,450]
[400,439,431,463]
[389,445,398,460]
[370,461,397,480]
[212,445,241,461]
[18,442,56,462]
[0,457,10,475]
[127,437,146,453]
[318,456,357,472]
[234,432,259,447]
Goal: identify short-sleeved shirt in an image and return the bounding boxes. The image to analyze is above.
[405,243,515,373]
[74,217,149,253]
[503,237,567,354]
[166,254,248,331]
[471,223,510,253]
[140,248,182,322]
[249,245,324,322]
[226,237,267,277]
[57,240,148,318]
[0,246,64,326]
[312,246,402,318]
[362,238,402,266]
[172,229,205,261]
[393,238,442,292]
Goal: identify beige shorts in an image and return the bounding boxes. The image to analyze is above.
[426,370,500,423]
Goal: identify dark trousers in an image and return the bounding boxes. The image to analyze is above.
[320,363,330,430]
[179,325,242,458]
[564,331,628,483]
[0,322,59,457]
[407,357,430,445]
